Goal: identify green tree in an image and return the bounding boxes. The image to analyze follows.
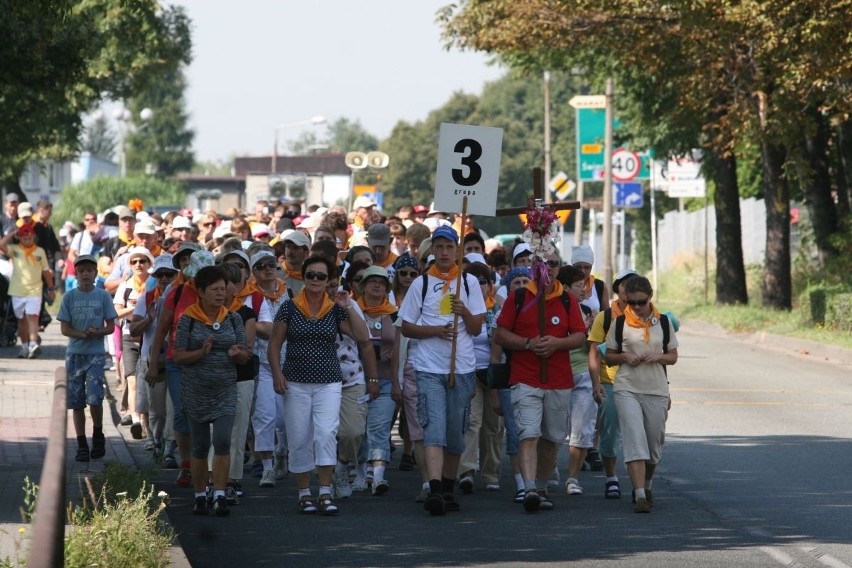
[125,67,195,178]
[52,177,186,225]
[0,0,191,190]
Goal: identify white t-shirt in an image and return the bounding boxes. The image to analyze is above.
[132,292,166,360]
[398,272,486,375]
[114,280,144,336]
[255,293,286,368]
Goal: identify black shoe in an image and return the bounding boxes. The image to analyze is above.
[586,449,603,471]
[163,455,179,469]
[424,493,446,516]
[75,447,90,462]
[458,472,475,494]
[443,493,460,512]
[90,433,106,459]
[193,496,208,516]
[212,495,230,517]
[120,414,133,426]
[522,490,541,512]
[398,453,415,471]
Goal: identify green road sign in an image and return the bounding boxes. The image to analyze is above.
[575,108,650,181]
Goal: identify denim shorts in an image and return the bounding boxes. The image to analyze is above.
[499,388,520,455]
[166,360,189,434]
[416,371,475,454]
[66,353,106,409]
[366,379,396,462]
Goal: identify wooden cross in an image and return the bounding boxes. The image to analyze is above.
[495,167,581,383]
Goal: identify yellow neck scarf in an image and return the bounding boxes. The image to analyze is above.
[624,302,662,343]
[583,275,596,296]
[378,251,398,269]
[18,243,39,264]
[148,244,163,258]
[183,301,228,328]
[118,230,134,246]
[427,263,460,294]
[131,275,147,295]
[292,289,334,321]
[609,298,625,318]
[236,279,259,299]
[283,263,303,281]
[357,296,397,317]
[259,278,288,302]
[525,280,565,303]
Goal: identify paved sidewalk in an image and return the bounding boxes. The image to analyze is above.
[0,324,188,566]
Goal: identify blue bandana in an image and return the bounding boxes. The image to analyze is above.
[501,266,531,288]
[394,253,418,272]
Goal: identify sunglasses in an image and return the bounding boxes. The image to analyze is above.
[254,262,276,271]
[397,270,417,278]
[546,260,561,268]
[627,299,649,307]
[154,271,176,279]
[305,271,329,281]
[130,259,149,265]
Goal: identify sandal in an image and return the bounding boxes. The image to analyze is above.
[316,493,338,516]
[298,495,317,514]
[605,480,621,499]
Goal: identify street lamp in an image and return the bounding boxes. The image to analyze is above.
[114,106,154,177]
[271,115,327,173]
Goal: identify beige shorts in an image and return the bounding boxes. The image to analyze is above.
[510,382,572,443]
[614,389,668,464]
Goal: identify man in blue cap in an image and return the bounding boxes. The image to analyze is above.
[399,225,486,516]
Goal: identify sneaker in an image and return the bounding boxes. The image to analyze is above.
[458,472,475,495]
[17,345,28,358]
[372,479,390,496]
[351,476,368,492]
[522,490,541,512]
[225,484,240,505]
[212,495,230,517]
[398,453,415,471]
[634,497,651,513]
[75,447,90,462]
[443,493,460,512]
[130,422,144,440]
[205,483,214,505]
[193,496,208,516]
[586,449,603,471]
[485,483,501,491]
[514,489,526,503]
[415,489,429,503]
[365,466,374,487]
[90,433,105,459]
[273,454,288,479]
[630,489,654,507]
[333,467,352,499]
[538,490,554,511]
[176,468,192,487]
[120,414,133,426]
[27,343,41,359]
[565,478,583,495]
[259,469,276,487]
[424,493,446,516]
[317,493,338,516]
[163,455,179,470]
[143,440,156,451]
[298,496,318,515]
[230,481,244,497]
[605,480,621,499]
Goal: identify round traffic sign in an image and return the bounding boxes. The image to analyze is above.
[612,149,640,181]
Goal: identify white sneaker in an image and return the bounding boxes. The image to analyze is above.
[259,469,276,487]
[372,479,389,496]
[350,476,367,492]
[565,478,583,495]
[273,454,288,480]
[333,466,352,499]
[547,466,560,488]
[27,343,41,359]
[17,345,28,358]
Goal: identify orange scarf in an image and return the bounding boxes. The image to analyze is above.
[609,299,625,318]
[292,289,334,321]
[259,278,287,302]
[582,275,596,296]
[426,263,460,294]
[624,302,662,343]
[236,279,260,300]
[183,301,228,328]
[283,263,303,281]
[378,251,398,269]
[484,288,496,310]
[18,243,39,264]
[130,275,147,295]
[227,296,244,312]
[148,244,163,258]
[357,296,397,317]
[524,280,565,303]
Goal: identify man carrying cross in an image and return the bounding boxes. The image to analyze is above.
[399,225,486,516]
[494,247,586,513]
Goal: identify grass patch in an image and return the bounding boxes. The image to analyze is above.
[654,257,852,350]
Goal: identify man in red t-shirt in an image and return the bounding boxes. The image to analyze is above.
[495,251,586,513]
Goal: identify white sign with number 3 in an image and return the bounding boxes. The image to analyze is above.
[434,123,503,217]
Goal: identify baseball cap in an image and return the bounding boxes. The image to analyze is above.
[16,222,35,236]
[4,192,20,203]
[427,202,446,216]
[114,205,135,219]
[463,252,487,266]
[173,241,201,268]
[352,195,377,210]
[431,225,459,243]
[133,218,159,235]
[250,250,276,269]
[367,223,391,247]
[149,254,177,274]
[512,243,532,262]
[74,254,98,267]
[283,230,310,248]
[223,249,250,269]
[172,215,193,230]
[251,224,271,238]
[612,268,639,291]
[413,204,428,214]
[17,202,33,218]
[360,265,391,285]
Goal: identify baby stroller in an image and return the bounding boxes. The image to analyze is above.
[0,274,19,348]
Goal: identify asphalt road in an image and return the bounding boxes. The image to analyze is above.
[147,328,852,568]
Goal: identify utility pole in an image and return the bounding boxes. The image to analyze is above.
[601,78,615,291]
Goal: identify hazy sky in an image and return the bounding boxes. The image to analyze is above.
[174,0,505,163]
